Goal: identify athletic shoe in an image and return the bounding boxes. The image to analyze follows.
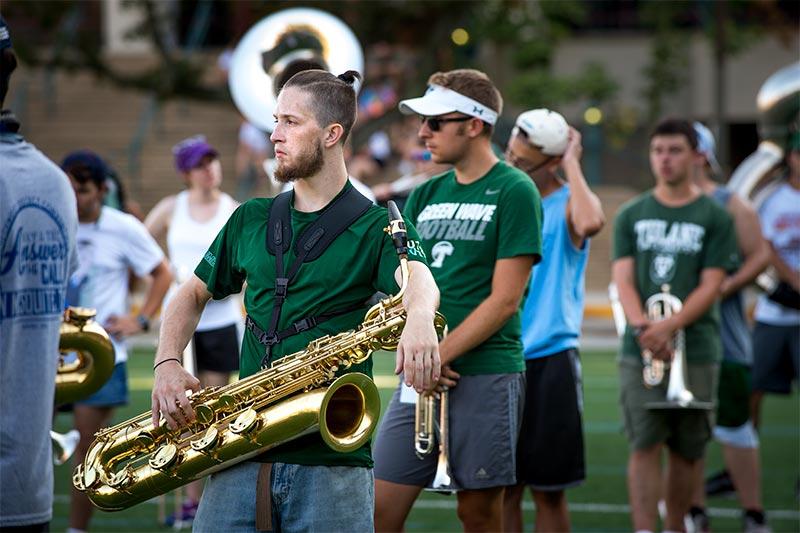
[684,506,710,533]
[743,509,771,533]
[705,469,736,497]
[164,500,198,530]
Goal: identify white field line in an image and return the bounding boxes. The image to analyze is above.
[51,494,800,520]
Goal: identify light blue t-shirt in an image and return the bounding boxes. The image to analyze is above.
[521,185,590,359]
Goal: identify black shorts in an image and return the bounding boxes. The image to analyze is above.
[752,322,799,394]
[193,324,240,373]
[516,349,585,491]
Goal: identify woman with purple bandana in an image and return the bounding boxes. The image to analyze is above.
[145,135,241,526]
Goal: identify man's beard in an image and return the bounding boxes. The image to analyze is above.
[274,139,324,183]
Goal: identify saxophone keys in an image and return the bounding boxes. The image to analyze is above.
[195,404,216,425]
[107,466,134,489]
[148,443,179,471]
[230,408,259,435]
[72,464,87,491]
[191,426,220,452]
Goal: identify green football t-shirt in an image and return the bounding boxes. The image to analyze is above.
[194,182,427,467]
[612,191,738,363]
[404,161,543,375]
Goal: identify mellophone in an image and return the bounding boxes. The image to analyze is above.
[52,307,115,465]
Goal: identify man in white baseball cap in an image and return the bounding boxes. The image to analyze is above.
[374,69,543,532]
[502,109,605,532]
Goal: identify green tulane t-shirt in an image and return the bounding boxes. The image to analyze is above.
[404,161,543,375]
[612,191,738,363]
[194,182,427,467]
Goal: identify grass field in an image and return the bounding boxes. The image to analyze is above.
[52,347,800,532]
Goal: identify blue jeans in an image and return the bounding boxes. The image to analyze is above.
[193,461,374,532]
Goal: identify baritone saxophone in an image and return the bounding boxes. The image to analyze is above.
[74,201,447,511]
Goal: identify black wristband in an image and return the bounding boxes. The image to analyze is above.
[137,314,150,332]
[153,357,182,371]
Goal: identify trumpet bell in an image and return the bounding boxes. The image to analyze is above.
[228,8,364,133]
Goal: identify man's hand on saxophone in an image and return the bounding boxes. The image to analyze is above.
[151,276,208,429]
[397,261,442,392]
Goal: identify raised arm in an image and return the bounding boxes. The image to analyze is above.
[151,275,210,429]
[563,128,605,247]
[438,255,534,366]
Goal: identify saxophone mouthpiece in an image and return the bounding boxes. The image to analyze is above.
[386,201,408,258]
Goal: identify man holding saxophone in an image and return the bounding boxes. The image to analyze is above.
[151,69,440,532]
[611,118,738,532]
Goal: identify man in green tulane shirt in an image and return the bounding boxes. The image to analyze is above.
[612,118,738,533]
[150,69,441,532]
[373,69,542,532]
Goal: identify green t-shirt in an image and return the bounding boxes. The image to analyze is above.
[194,183,427,467]
[404,161,543,375]
[612,191,738,363]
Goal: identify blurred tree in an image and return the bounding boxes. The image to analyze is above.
[473,0,618,109]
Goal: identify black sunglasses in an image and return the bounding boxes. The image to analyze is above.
[421,116,472,132]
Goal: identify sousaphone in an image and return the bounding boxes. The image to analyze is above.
[728,62,800,302]
[228,8,364,133]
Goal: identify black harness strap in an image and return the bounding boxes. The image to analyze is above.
[249,186,372,368]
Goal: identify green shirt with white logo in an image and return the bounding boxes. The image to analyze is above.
[612,191,738,363]
[404,161,543,375]
[195,182,427,467]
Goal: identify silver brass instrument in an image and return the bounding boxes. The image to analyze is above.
[643,285,711,410]
[414,392,436,457]
[51,429,81,466]
[728,62,799,203]
[56,307,116,405]
[431,387,454,492]
[228,8,364,133]
[728,62,800,295]
[73,202,447,511]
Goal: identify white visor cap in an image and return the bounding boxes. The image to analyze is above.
[398,84,498,125]
[514,109,569,156]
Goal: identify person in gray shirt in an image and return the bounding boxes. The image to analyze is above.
[0,17,79,531]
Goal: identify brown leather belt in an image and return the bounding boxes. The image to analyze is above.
[255,463,273,531]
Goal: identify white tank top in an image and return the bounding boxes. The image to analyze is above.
[166,191,240,331]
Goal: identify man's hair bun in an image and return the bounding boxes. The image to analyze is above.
[337,70,362,86]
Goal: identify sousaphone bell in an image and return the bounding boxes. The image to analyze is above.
[228,8,364,133]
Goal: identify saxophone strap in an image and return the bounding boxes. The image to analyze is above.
[253,185,372,369]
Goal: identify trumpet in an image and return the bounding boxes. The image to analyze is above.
[413,388,455,492]
[643,285,711,410]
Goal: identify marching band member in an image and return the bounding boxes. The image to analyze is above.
[0,17,79,531]
[373,69,542,532]
[612,118,737,532]
[502,110,604,532]
[62,150,173,533]
[150,69,440,532]
[686,122,771,532]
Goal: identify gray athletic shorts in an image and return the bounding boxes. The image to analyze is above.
[373,372,524,490]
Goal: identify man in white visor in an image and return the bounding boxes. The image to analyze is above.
[373,69,543,531]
